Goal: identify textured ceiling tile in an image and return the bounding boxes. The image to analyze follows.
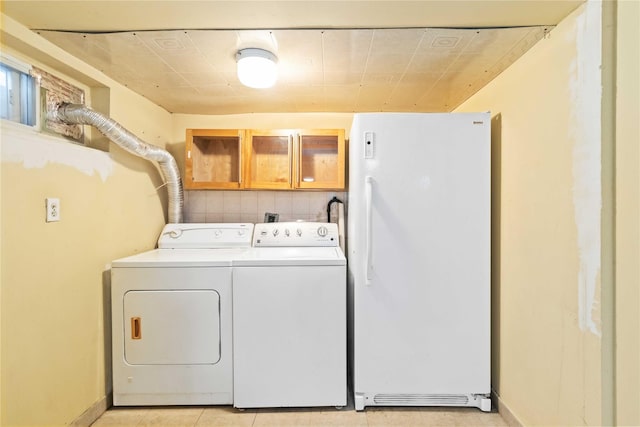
[180,72,229,86]
[407,53,456,74]
[163,54,218,74]
[36,25,553,115]
[97,32,150,56]
[322,30,372,70]
[278,69,324,85]
[365,53,413,74]
[447,53,496,73]
[236,30,279,52]
[391,82,435,102]
[117,55,175,76]
[186,30,238,51]
[360,73,398,86]
[399,72,442,85]
[425,28,476,52]
[137,30,196,56]
[370,28,426,54]
[323,85,361,102]
[195,84,236,97]
[465,29,513,53]
[200,49,237,74]
[356,84,395,104]
[323,71,364,85]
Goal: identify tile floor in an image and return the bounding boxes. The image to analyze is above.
[91,406,508,427]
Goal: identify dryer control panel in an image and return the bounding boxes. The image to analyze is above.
[158,223,254,248]
[253,222,339,247]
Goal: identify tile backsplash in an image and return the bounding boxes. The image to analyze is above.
[184,190,348,224]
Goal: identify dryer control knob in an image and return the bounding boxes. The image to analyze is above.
[273,229,279,236]
[317,226,328,237]
[296,228,302,237]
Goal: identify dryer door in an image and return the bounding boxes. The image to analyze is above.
[123,290,220,365]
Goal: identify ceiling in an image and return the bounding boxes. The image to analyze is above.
[1,1,584,115]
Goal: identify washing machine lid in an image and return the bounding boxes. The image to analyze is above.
[158,223,254,249]
[234,246,346,267]
[112,248,250,267]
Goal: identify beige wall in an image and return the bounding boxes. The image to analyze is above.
[0,15,172,426]
[615,0,640,425]
[456,2,604,425]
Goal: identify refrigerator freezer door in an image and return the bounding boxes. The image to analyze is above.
[348,113,491,409]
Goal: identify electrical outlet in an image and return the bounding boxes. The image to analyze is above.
[46,198,60,222]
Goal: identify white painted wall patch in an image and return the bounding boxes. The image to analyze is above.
[568,0,602,336]
[1,121,113,181]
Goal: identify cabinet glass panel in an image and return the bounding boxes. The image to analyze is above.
[185,129,243,189]
[299,135,338,184]
[193,136,240,183]
[249,133,291,188]
[298,130,345,189]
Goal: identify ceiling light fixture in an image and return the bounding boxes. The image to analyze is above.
[235,48,278,89]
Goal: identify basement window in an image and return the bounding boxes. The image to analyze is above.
[0,55,36,126]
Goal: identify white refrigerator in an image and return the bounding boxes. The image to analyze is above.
[347,113,492,412]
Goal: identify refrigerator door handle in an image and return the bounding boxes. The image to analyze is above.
[365,176,374,284]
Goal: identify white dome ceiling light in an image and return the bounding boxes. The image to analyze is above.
[235,48,278,89]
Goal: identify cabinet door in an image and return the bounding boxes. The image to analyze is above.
[185,129,244,189]
[296,129,345,189]
[245,129,293,189]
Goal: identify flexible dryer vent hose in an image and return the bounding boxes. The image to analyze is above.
[49,103,184,223]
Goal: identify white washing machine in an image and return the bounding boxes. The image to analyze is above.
[110,223,253,406]
[232,222,347,409]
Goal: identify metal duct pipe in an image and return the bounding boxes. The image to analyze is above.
[49,103,183,223]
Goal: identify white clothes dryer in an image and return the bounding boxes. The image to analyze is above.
[110,223,253,406]
[232,222,347,409]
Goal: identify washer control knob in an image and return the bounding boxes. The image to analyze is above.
[214,229,222,238]
[272,229,279,237]
[238,229,246,236]
[285,229,290,237]
[296,228,303,237]
[317,226,328,237]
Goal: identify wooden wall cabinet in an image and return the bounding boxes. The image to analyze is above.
[185,128,345,190]
[296,129,345,190]
[185,129,244,189]
[245,129,345,190]
[244,129,293,190]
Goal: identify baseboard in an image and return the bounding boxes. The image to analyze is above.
[70,394,112,427]
[492,390,523,427]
